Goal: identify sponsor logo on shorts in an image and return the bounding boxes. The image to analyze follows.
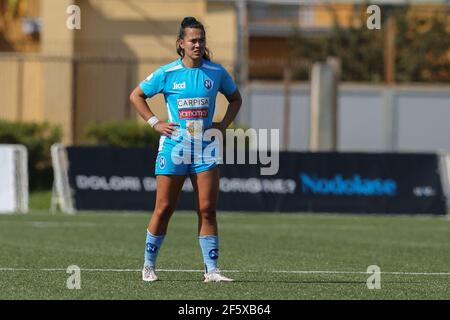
[159,156,166,169]
[177,97,209,109]
[209,249,219,260]
[178,108,209,119]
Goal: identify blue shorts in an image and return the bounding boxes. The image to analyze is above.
[155,136,221,176]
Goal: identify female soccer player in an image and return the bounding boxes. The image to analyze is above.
[130,17,242,282]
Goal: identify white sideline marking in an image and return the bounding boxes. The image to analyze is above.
[28,221,98,228]
[1,268,450,275]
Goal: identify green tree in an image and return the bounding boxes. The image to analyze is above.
[395,9,450,82]
[289,5,450,83]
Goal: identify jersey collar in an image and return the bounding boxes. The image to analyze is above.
[179,58,204,69]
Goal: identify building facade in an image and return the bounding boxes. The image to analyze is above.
[1,0,449,144]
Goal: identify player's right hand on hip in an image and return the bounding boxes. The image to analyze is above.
[154,122,179,137]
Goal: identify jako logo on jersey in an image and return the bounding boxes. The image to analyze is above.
[173,82,186,90]
[209,249,219,260]
[204,79,213,90]
[159,156,166,169]
[177,97,209,109]
[178,108,209,119]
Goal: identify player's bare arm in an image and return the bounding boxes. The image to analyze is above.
[129,86,179,137]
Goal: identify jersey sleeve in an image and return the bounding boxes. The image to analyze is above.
[219,66,237,96]
[139,67,165,98]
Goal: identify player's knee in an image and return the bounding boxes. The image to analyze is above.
[198,205,217,221]
[153,203,175,221]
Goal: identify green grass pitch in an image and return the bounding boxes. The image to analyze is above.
[1,208,450,299]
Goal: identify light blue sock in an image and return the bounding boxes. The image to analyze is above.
[199,235,219,273]
[144,230,165,267]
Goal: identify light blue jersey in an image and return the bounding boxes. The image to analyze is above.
[140,58,237,175]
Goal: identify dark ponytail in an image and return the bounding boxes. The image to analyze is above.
[176,16,211,61]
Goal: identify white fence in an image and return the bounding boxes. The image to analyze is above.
[243,82,450,153]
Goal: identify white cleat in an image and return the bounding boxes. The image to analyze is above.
[204,269,233,283]
[142,266,158,282]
